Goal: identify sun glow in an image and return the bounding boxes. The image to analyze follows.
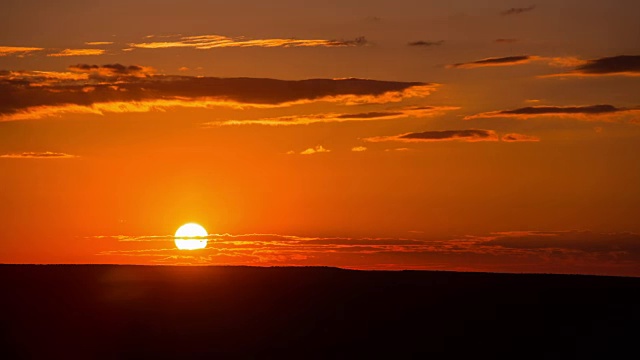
[174,223,208,250]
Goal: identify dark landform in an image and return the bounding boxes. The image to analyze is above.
[1,265,638,359]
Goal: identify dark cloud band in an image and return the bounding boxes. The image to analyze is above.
[543,55,640,77]
[449,55,534,69]
[465,104,640,122]
[365,129,500,142]
[0,64,435,121]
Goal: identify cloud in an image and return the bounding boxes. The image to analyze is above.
[47,49,106,57]
[408,40,444,47]
[300,145,331,155]
[206,106,457,126]
[0,65,434,121]
[449,55,583,69]
[465,104,640,123]
[543,55,640,77]
[67,63,155,77]
[351,146,367,152]
[501,133,540,142]
[449,55,535,69]
[94,230,640,275]
[0,151,78,159]
[486,231,640,257]
[500,5,536,16]
[0,46,44,56]
[84,41,114,46]
[365,129,500,143]
[546,57,586,67]
[129,34,368,50]
[497,105,619,115]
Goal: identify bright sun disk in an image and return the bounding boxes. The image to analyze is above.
[175,223,208,250]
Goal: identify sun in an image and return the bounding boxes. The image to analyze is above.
[174,223,208,250]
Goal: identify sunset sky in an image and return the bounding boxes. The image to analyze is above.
[1,0,639,276]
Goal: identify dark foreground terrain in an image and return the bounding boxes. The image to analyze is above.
[1,265,638,359]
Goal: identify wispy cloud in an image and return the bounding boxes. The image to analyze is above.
[449,55,583,69]
[486,230,640,256]
[84,41,114,46]
[300,145,331,155]
[93,231,640,275]
[0,151,78,159]
[408,40,444,47]
[67,63,155,77]
[129,34,368,50]
[365,129,500,143]
[0,64,434,121]
[351,146,367,152]
[500,5,536,16]
[501,133,540,142]
[47,49,106,57]
[205,106,457,126]
[449,55,536,69]
[0,46,44,56]
[542,55,640,77]
[465,104,640,123]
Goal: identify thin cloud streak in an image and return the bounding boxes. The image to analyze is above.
[465,104,640,123]
[94,231,640,275]
[47,49,107,57]
[129,34,368,50]
[408,40,444,47]
[501,133,541,142]
[0,46,44,56]
[205,106,458,126]
[500,5,536,16]
[0,152,78,159]
[449,55,583,69]
[365,129,500,143]
[84,41,114,45]
[449,55,535,69]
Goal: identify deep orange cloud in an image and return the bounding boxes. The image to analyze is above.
[0,46,44,56]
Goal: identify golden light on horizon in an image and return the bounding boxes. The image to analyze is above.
[174,223,208,250]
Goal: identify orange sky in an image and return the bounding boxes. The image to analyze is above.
[1,0,639,276]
